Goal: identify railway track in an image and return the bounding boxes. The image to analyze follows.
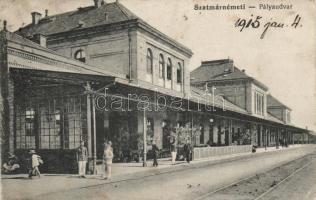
[194,153,315,200]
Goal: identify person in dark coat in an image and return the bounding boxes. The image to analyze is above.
[152,141,159,167]
[170,134,177,165]
[183,140,192,163]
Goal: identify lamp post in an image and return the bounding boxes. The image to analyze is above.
[92,94,97,174]
[143,109,147,167]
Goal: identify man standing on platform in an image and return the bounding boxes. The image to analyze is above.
[77,140,88,178]
[170,132,177,165]
[183,140,192,163]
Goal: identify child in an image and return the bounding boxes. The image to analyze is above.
[28,150,42,178]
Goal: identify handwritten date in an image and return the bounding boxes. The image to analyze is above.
[235,14,302,39]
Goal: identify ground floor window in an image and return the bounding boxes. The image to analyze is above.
[16,106,36,149]
[15,95,87,150]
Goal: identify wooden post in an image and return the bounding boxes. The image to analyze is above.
[276,129,279,149]
[265,129,268,150]
[230,119,233,145]
[260,125,263,147]
[143,109,147,167]
[92,94,97,174]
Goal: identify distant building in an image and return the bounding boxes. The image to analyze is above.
[191,59,305,147]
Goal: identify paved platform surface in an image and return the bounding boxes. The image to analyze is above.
[0,144,308,200]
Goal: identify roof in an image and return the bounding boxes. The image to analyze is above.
[191,59,268,90]
[15,1,192,57]
[267,112,284,124]
[2,30,126,79]
[190,86,249,114]
[267,94,291,110]
[16,2,137,36]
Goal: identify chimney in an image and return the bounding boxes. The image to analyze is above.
[228,59,234,72]
[3,20,7,31]
[31,12,42,25]
[45,9,48,17]
[94,0,103,8]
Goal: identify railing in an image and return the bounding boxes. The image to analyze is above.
[193,145,252,160]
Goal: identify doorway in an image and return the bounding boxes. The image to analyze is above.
[96,111,108,159]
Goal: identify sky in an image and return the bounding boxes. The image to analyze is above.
[0,0,315,131]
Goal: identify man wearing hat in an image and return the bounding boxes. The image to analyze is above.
[77,140,88,178]
[28,150,42,178]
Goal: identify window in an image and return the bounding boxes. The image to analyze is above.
[177,62,182,83]
[16,94,87,150]
[147,118,154,140]
[146,48,153,74]
[25,108,35,136]
[167,58,172,80]
[16,106,36,149]
[254,91,264,116]
[159,54,165,79]
[39,99,62,149]
[74,49,86,62]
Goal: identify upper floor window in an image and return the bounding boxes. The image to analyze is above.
[146,48,153,74]
[159,54,165,79]
[254,91,264,116]
[74,49,86,63]
[167,58,172,80]
[177,62,182,83]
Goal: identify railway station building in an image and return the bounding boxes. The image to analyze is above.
[0,0,310,173]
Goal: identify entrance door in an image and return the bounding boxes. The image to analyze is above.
[209,125,214,145]
[257,126,261,146]
[96,111,108,159]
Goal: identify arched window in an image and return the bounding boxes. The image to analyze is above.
[146,48,153,74]
[159,54,165,79]
[167,58,172,80]
[177,62,182,83]
[74,49,86,62]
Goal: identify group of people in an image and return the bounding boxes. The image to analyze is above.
[151,137,193,167]
[4,137,193,179]
[77,140,113,180]
[2,153,20,173]
[2,150,44,178]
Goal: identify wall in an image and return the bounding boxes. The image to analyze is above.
[48,29,132,77]
[211,81,247,110]
[0,37,15,162]
[136,30,191,94]
[48,27,191,95]
[268,107,283,121]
